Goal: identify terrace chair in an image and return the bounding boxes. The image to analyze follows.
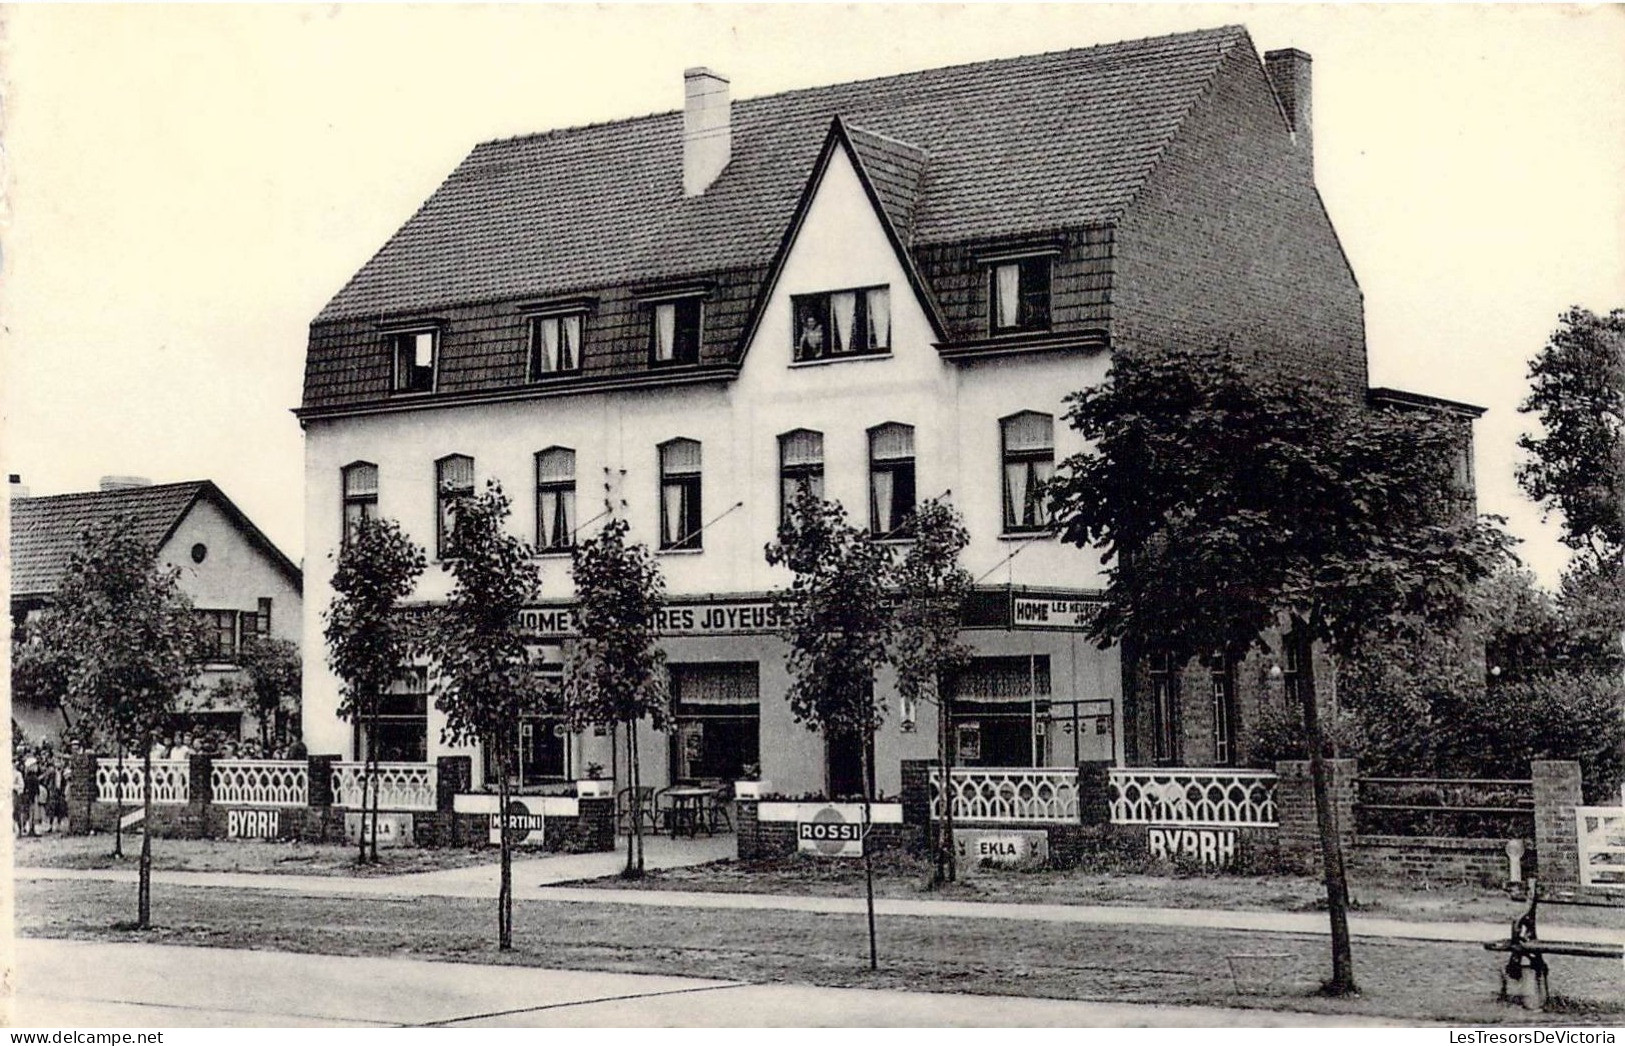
[704,781,733,833]
[616,786,657,836]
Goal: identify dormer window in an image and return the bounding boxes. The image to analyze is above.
[528,313,583,377]
[989,256,1052,334]
[792,286,890,362]
[651,299,702,366]
[389,330,437,393]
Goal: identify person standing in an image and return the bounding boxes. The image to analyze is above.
[20,756,42,837]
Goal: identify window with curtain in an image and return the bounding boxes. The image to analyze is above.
[528,313,583,377]
[196,609,241,664]
[1211,655,1237,766]
[1001,412,1055,532]
[659,438,703,550]
[989,256,1052,333]
[389,330,437,393]
[435,454,475,558]
[534,448,576,552]
[791,285,891,361]
[778,429,825,527]
[868,422,916,536]
[651,299,702,365]
[1148,650,1180,764]
[947,656,1052,767]
[341,462,379,547]
[669,662,761,782]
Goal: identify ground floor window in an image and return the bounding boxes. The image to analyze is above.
[948,655,1051,767]
[484,716,571,786]
[668,661,759,783]
[1210,656,1237,766]
[359,666,428,763]
[1148,651,1180,765]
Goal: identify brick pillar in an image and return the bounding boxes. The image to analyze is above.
[1532,760,1582,886]
[579,796,615,852]
[67,751,98,835]
[900,759,932,828]
[188,754,214,839]
[1275,758,1356,875]
[735,799,760,861]
[437,756,472,812]
[1077,761,1112,825]
[307,755,336,807]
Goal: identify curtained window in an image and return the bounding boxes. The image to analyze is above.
[989,257,1052,333]
[659,438,703,550]
[436,454,475,558]
[1000,412,1055,532]
[1211,655,1237,766]
[528,314,582,376]
[534,448,576,552]
[669,662,760,782]
[341,462,379,547]
[1148,650,1179,765]
[651,299,702,365]
[389,330,437,393]
[868,422,916,536]
[778,429,825,527]
[791,285,891,361]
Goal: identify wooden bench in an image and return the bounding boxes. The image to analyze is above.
[1484,878,1625,1009]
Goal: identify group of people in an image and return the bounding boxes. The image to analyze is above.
[12,741,70,836]
[148,729,306,762]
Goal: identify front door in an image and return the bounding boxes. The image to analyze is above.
[826,731,874,799]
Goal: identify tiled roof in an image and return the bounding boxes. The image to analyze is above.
[8,482,301,599]
[316,26,1246,322]
[845,124,929,244]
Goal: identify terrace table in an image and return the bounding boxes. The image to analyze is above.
[661,787,716,838]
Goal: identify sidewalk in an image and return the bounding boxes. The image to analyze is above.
[20,851,1623,946]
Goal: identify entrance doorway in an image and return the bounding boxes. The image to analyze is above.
[826,730,874,799]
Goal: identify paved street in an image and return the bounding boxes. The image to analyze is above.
[10,939,1411,1027]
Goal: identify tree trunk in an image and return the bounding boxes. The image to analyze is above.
[113,748,125,859]
[936,675,956,884]
[497,732,513,951]
[366,694,381,865]
[137,746,153,929]
[1299,673,1356,996]
[859,729,879,971]
[626,722,645,878]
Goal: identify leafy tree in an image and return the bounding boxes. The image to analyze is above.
[1049,340,1511,996]
[39,517,202,928]
[209,636,302,751]
[1516,306,1624,567]
[765,487,895,969]
[566,517,668,878]
[890,496,973,885]
[432,481,551,950]
[323,516,426,864]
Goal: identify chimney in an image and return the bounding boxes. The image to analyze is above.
[99,475,152,491]
[683,67,731,196]
[8,474,28,499]
[1264,48,1312,167]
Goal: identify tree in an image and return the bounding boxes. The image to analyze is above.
[40,516,201,928]
[1516,306,1624,567]
[323,516,426,864]
[432,481,551,950]
[890,496,973,885]
[1049,341,1510,996]
[765,488,895,969]
[566,517,668,878]
[210,636,302,751]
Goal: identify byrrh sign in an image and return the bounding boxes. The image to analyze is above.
[519,599,788,639]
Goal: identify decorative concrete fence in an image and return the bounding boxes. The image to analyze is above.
[212,760,309,807]
[330,762,437,811]
[95,758,192,805]
[930,767,1080,823]
[1108,767,1279,827]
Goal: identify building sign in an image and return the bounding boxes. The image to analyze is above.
[227,808,281,839]
[797,805,866,857]
[1148,827,1237,868]
[344,812,414,848]
[488,799,548,847]
[955,829,1049,870]
[1012,597,1104,630]
[518,599,788,639]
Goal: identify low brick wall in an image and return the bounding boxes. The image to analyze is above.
[735,800,923,861]
[1353,835,1522,886]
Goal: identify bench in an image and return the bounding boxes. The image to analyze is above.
[1484,878,1625,1009]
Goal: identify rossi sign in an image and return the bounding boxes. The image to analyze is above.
[1147,827,1238,869]
[797,805,866,857]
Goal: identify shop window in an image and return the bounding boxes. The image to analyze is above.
[658,438,703,550]
[1148,650,1180,765]
[196,609,240,663]
[669,662,759,783]
[485,657,569,786]
[361,666,429,763]
[436,454,475,558]
[651,299,702,366]
[341,462,379,547]
[528,313,583,377]
[868,422,916,536]
[389,330,437,393]
[791,286,890,361]
[1210,655,1237,766]
[535,448,576,552]
[778,429,825,527]
[947,656,1051,767]
[989,256,1051,334]
[1001,412,1055,532]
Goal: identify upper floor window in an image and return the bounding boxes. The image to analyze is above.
[341,462,379,547]
[792,286,890,361]
[436,454,475,558]
[989,256,1052,334]
[651,299,702,366]
[868,422,916,537]
[1001,412,1055,532]
[528,314,583,377]
[197,609,240,664]
[778,429,825,526]
[659,438,703,550]
[535,447,576,553]
[389,330,437,393]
